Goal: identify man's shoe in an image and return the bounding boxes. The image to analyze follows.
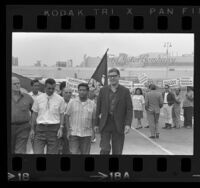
[156,133,159,138]
[149,136,156,139]
[144,125,149,128]
[91,138,96,143]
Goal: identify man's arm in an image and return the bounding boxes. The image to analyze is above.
[31,111,38,131]
[145,93,149,111]
[65,114,71,139]
[92,103,96,128]
[159,93,164,108]
[60,113,64,128]
[95,89,102,127]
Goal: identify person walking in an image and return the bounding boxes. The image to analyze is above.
[30,78,65,154]
[162,85,175,129]
[145,84,163,138]
[28,79,43,101]
[11,77,34,153]
[182,88,194,129]
[172,88,182,129]
[94,68,133,155]
[88,89,97,143]
[59,87,73,154]
[132,88,145,129]
[65,83,96,154]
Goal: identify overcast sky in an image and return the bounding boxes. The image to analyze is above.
[12,33,194,66]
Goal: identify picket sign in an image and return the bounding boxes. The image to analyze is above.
[180,77,193,87]
[66,77,87,94]
[133,83,145,89]
[163,79,179,87]
[138,73,148,84]
[119,80,133,90]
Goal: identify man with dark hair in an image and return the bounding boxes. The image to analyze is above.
[11,77,34,153]
[59,81,66,97]
[162,84,175,129]
[94,68,133,155]
[29,79,42,101]
[145,84,163,138]
[65,83,96,154]
[30,78,65,154]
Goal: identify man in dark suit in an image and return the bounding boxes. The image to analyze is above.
[145,84,163,138]
[94,68,133,155]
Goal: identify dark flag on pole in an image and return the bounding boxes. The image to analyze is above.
[89,49,109,88]
[12,72,45,92]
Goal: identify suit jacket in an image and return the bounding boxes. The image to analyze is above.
[145,90,163,114]
[95,84,133,134]
[162,91,175,106]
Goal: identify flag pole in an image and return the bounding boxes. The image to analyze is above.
[88,49,109,85]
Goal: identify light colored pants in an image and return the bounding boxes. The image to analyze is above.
[163,104,173,125]
[172,106,181,128]
[147,111,160,136]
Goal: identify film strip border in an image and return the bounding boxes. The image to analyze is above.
[8,156,200,181]
[6,6,200,31]
[6,5,200,181]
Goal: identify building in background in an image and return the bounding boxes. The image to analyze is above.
[56,59,73,68]
[12,56,19,66]
[34,60,41,67]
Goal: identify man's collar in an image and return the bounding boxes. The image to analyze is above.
[45,93,54,98]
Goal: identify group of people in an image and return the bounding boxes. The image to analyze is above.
[131,82,194,138]
[11,68,194,155]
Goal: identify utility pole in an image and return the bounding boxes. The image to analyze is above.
[164,42,172,79]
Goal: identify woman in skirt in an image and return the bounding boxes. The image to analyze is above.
[132,88,145,129]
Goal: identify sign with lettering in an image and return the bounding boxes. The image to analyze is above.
[138,73,148,84]
[133,83,145,89]
[180,77,193,87]
[163,79,179,87]
[66,77,87,94]
[119,80,133,91]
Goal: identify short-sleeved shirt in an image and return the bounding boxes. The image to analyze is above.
[12,92,34,124]
[28,91,43,101]
[65,98,96,137]
[132,95,145,111]
[32,93,65,124]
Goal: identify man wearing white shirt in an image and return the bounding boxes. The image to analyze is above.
[28,79,43,101]
[30,78,65,154]
[162,85,175,129]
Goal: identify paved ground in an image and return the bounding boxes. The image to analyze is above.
[90,111,193,155]
[26,110,193,155]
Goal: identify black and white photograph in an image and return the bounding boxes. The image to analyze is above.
[11,33,194,155]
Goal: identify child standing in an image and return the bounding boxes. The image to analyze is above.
[132,88,145,129]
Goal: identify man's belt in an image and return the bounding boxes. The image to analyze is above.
[11,121,29,125]
[39,123,60,126]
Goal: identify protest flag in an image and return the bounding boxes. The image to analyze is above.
[88,49,109,88]
[12,72,45,92]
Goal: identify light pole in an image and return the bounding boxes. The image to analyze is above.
[164,42,172,79]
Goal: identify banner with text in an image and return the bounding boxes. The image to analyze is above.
[163,79,179,87]
[180,77,193,87]
[66,77,87,94]
[138,73,148,84]
[119,80,133,91]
